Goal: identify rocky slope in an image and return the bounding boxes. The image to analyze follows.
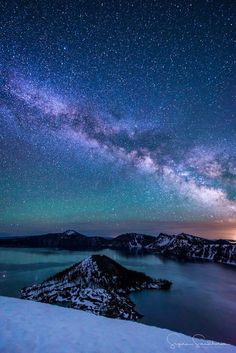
[0,230,235,265]
[115,232,236,264]
[20,255,171,320]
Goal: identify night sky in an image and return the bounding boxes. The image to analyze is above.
[0,0,235,239]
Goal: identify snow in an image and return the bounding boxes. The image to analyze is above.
[155,235,172,246]
[64,229,77,235]
[128,235,143,248]
[0,296,235,353]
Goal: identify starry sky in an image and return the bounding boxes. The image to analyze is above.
[0,0,235,239]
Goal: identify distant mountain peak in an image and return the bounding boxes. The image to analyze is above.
[63,230,78,236]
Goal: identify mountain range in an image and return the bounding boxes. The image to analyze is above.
[0,230,235,265]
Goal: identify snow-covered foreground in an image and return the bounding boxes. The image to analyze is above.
[0,296,235,353]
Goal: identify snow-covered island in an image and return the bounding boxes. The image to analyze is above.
[20,254,171,320]
[0,296,235,353]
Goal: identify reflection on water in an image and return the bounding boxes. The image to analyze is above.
[0,247,235,345]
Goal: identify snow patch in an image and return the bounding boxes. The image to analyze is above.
[64,230,77,235]
[0,296,235,353]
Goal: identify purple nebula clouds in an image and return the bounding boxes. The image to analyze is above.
[4,72,236,222]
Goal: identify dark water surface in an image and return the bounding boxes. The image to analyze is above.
[0,247,235,345]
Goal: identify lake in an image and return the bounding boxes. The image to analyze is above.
[0,247,235,345]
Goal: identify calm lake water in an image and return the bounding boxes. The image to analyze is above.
[0,247,235,345]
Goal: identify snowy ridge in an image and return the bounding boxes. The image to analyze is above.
[113,232,236,265]
[21,255,172,320]
[0,231,235,265]
[1,296,235,353]
[150,233,236,264]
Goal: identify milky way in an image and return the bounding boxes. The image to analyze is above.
[0,0,235,238]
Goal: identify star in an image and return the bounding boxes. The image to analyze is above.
[0,0,235,238]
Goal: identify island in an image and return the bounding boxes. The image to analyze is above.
[20,254,172,320]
